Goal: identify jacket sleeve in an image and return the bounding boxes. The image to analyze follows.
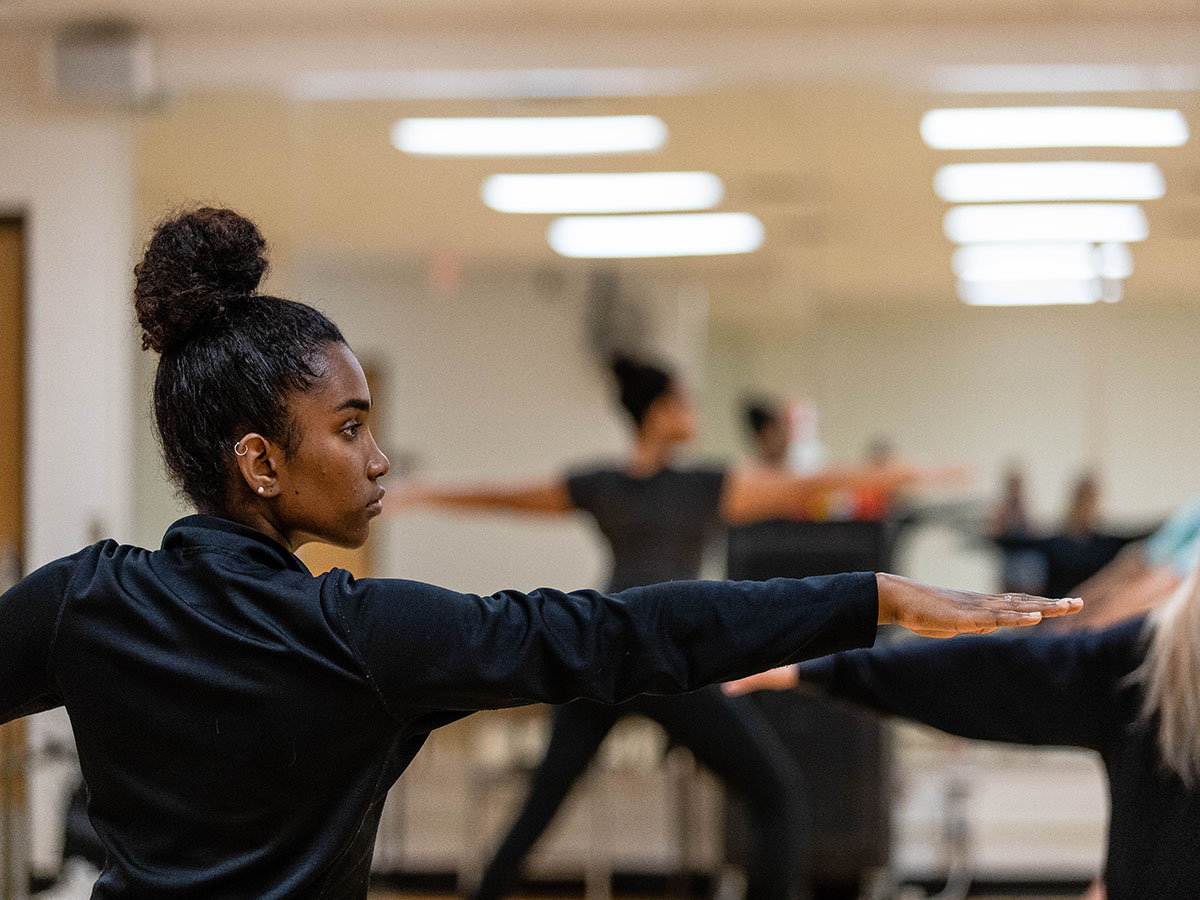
[329,572,878,714]
[0,554,78,723]
[795,618,1145,752]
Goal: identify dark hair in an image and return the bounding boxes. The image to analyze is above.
[743,399,780,437]
[134,207,345,513]
[610,355,673,428]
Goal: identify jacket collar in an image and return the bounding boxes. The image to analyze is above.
[162,515,310,573]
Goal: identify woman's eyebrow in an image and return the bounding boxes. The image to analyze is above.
[334,398,370,413]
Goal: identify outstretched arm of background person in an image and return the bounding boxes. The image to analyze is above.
[389,478,574,516]
[719,463,970,526]
[732,609,1129,754]
[1079,566,1178,630]
[1048,543,1174,630]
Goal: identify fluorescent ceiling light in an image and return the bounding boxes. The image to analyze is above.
[926,64,1200,94]
[944,204,1148,244]
[392,116,667,157]
[959,279,1107,307]
[921,107,1189,149]
[953,242,1133,282]
[297,68,701,100]
[935,162,1165,203]
[1095,242,1134,280]
[548,213,763,258]
[482,172,723,214]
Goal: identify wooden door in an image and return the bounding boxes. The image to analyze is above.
[0,218,27,898]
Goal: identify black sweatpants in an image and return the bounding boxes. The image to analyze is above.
[472,686,808,900]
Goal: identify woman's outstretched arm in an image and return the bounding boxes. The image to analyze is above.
[395,478,574,516]
[718,463,968,526]
[335,570,1080,714]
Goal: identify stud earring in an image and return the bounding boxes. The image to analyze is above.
[257,486,265,495]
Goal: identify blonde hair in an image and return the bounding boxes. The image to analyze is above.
[1134,565,1200,786]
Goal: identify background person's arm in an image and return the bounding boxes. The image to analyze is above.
[719,463,968,526]
[395,478,574,516]
[738,618,1132,751]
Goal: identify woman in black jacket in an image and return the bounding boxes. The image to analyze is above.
[0,208,1078,900]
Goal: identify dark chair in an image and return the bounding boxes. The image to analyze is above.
[725,519,896,897]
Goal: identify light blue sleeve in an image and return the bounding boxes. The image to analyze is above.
[1143,493,1200,576]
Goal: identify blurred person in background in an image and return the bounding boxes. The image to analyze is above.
[993,472,1143,602]
[744,398,791,472]
[725,557,1200,900]
[402,359,964,900]
[988,462,1047,595]
[742,399,910,522]
[1060,489,1200,632]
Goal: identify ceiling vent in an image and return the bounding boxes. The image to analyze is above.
[48,21,157,105]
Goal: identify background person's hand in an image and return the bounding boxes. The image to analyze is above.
[876,572,1082,638]
[723,666,799,697]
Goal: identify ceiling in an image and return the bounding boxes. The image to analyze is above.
[3,1,1200,326]
[4,0,1200,29]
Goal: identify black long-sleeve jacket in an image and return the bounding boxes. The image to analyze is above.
[797,618,1200,900]
[1,515,878,899]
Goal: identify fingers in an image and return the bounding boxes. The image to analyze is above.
[988,595,1084,619]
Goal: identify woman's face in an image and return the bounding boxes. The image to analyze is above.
[643,382,696,445]
[755,418,789,467]
[269,342,390,549]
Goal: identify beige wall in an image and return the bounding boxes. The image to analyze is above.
[0,103,136,873]
[706,302,1200,590]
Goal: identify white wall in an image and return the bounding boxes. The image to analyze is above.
[0,116,136,563]
[708,302,1200,531]
[0,110,136,874]
[296,260,709,593]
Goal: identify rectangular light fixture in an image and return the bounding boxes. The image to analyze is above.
[953,242,1133,282]
[392,116,667,156]
[944,204,1149,244]
[548,213,763,258]
[959,279,1106,307]
[921,107,1189,149]
[925,64,1200,95]
[482,172,723,214]
[935,162,1165,203]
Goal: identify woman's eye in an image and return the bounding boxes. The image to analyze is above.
[342,423,362,438]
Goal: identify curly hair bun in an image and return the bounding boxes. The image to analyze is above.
[134,207,269,353]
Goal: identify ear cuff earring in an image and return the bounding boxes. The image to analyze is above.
[233,441,249,457]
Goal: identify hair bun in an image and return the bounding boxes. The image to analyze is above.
[610,354,639,381]
[134,207,269,353]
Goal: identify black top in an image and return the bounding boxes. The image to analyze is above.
[797,618,1199,900]
[1,514,879,900]
[566,465,726,591]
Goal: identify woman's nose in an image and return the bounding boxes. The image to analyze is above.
[369,438,390,479]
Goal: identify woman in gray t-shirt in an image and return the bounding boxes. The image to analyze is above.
[405,356,931,900]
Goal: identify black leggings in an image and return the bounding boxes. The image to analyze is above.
[472,686,808,900]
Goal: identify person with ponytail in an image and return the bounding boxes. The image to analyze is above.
[402,358,969,900]
[724,570,1200,900]
[0,208,1079,900]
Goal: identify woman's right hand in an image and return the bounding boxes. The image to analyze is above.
[876,572,1082,638]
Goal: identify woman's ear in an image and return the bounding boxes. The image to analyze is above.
[232,433,280,498]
